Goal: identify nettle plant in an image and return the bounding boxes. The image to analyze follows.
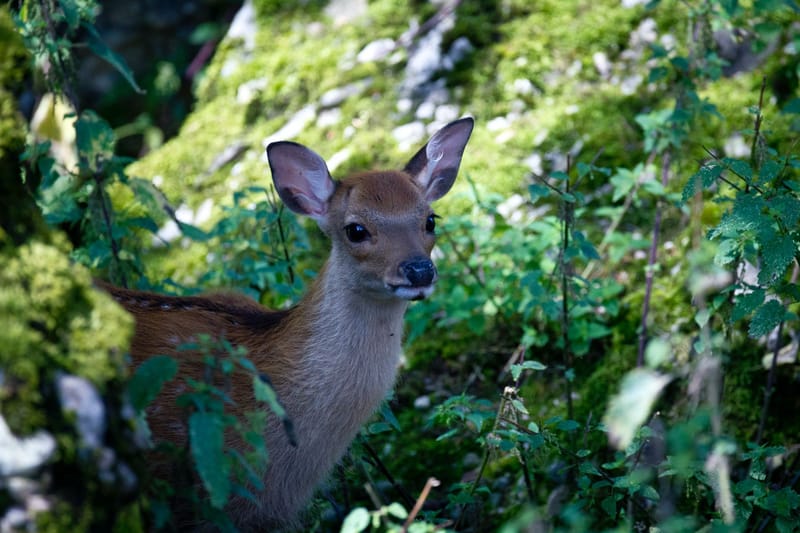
[14,1,294,529]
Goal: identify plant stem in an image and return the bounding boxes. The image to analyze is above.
[94,174,127,288]
[637,151,671,366]
[401,477,440,532]
[755,319,784,445]
[560,176,574,427]
[360,439,415,508]
[749,77,767,175]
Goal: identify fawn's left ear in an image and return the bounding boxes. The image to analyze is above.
[404,117,474,202]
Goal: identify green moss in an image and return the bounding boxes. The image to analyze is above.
[0,233,133,434]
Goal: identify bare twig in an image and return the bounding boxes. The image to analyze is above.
[401,477,440,532]
[755,319,784,445]
[749,77,767,175]
[360,439,415,509]
[559,165,575,427]
[636,151,671,366]
[93,172,127,288]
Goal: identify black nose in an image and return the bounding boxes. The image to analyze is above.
[400,259,436,287]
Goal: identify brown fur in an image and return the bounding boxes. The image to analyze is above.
[100,118,474,530]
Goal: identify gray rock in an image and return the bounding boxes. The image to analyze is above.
[357,38,396,63]
[56,374,105,450]
[319,78,372,108]
[263,105,318,145]
[392,121,426,151]
[0,415,56,477]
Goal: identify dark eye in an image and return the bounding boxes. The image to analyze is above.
[425,214,438,233]
[345,223,370,243]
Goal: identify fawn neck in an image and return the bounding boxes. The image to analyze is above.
[284,256,408,429]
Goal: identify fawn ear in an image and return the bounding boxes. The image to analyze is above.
[404,117,474,202]
[267,141,335,221]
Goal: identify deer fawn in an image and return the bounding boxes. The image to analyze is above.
[102,117,474,529]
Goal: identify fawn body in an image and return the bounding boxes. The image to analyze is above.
[103,117,474,529]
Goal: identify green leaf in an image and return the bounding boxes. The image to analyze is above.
[770,195,800,228]
[189,411,231,508]
[529,183,551,200]
[127,355,178,412]
[601,495,617,517]
[724,158,753,181]
[719,0,739,15]
[732,289,765,322]
[340,507,370,533]
[761,487,800,518]
[758,233,795,285]
[610,167,636,202]
[695,308,710,328]
[179,222,210,241]
[557,419,581,432]
[749,300,786,338]
[386,502,408,520]
[682,164,723,203]
[714,238,740,266]
[253,375,287,420]
[640,484,660,501]
[75,110,116,172]
[604,369,671,449]
[645,338,671,368]
[758,159,781,183]
[510,360,547,381]
[59,0,81,29]
[782,97,800,114]
[82,23,145,94]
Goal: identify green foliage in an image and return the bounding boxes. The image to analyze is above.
[6,0,800,531]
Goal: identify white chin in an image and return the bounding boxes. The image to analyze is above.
[391,285,434,301]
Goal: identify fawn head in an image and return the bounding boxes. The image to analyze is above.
[266,117,473,301]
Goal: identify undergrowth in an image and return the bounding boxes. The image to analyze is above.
[2,0,799,532]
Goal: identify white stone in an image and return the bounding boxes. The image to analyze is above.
[56,374,105,450]
[724,134,751,158]
[226,0,257,52]
[487,116,509,131]
[392,121,426,151]
[413,395,431,409]
[0,415,56,477]
[236,77,268,105]
[319,79,372,108]
[593,51,612,78]
[357,38,396,63]
[513,78,535,95]
[524,152,543,175]
[415,101,436,120]
[327,148,352,173]
[262,105,317,145]
[435,104,460,123]
[317,108,342,128]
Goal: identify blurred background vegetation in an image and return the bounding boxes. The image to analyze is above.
[1,0,799,531]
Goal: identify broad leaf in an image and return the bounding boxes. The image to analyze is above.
[749,299,787,339]
[127,355,178,412]
[604,369,671,450]
[189,411,231,508]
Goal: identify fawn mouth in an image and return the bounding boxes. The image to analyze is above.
[388,284,435,301]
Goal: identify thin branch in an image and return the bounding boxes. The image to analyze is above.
[93,172,127,288]
[701,146,764,195]
[559,168,575,427]
[755,320,784,445]
[637,151,671,366]
[360,439,415,509]
[401,477,440,532]
[749,77,767,175]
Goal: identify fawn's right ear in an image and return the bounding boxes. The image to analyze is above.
[267,141,335,221]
